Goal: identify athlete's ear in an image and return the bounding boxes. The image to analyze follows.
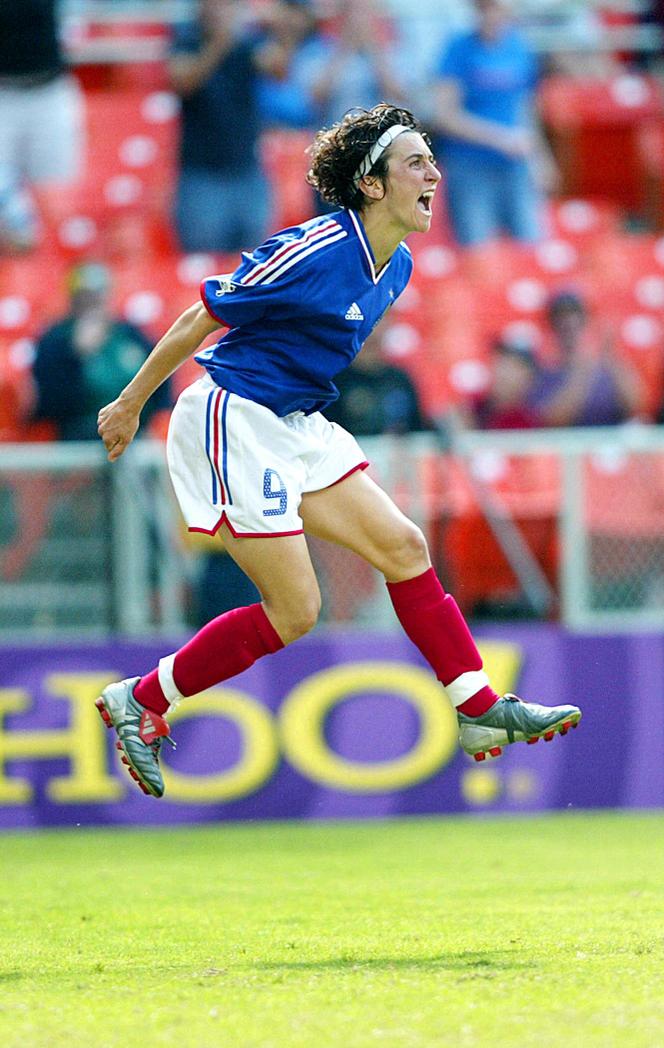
[359,174,386,201]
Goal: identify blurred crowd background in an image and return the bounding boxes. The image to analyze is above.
[3,0,664,631]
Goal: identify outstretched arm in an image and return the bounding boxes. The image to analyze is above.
[97,302,221,461]
[433,78,534,157]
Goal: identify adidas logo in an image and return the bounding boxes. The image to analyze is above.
[345,302,364,321]
[141,713,156,734]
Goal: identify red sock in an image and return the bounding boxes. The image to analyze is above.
[386,568,498,716]
[134,603,284,714]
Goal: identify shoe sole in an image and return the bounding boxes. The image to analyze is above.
[464,710,582,762]
[95,697,161,797]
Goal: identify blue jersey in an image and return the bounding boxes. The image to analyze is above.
[198,209,413,416]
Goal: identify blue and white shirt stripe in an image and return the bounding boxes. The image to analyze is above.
[198,209,413,417]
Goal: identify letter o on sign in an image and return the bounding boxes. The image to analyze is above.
[279,662,457,793]
[163,689,279,803]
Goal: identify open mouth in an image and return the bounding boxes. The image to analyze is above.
[417,193,434,215]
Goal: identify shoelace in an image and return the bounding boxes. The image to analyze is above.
[502,694,521,744]
[150,734,177,761]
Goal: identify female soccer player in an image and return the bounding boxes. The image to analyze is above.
[96,104,580,797]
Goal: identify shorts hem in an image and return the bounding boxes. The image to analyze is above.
[188,510,304,539]
[307,460,370,494]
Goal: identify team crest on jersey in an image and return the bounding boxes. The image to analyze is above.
[215,278,237,296]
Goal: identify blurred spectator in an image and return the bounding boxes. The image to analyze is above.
[533,290,643,427]
[521,4,619,78]
[308,0,408,127]
[31,263,170,441]
[169,0,276,252]
[638,1,664,74]
[472,334,543,429]
[187,531,260,628]
[395,3,474,112]
[257,0,325,129]
[0,170,39,255]
[0,0,84,254]
[431,0,557,247]
[324,327,429,436]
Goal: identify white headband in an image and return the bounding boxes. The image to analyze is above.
[353,124,411,188]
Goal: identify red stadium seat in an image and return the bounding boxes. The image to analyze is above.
[540,74,664,213]
[436,453,560,613]
[37,89,179,262]
[548,197,622,249]
[585,451,664,537]
[0,339,33,440]
[261,130,316,232]
[0,254,69,336]
[638,121,664,231]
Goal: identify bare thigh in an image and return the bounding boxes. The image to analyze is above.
[300,470,430,582]
[218,524,321,644]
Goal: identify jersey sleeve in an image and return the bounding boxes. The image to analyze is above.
[200,219,346,328]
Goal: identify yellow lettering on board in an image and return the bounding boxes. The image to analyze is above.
[163,689,279,803]
[476,641,523,697]
[0,674,123,804]
[279,661,458,793]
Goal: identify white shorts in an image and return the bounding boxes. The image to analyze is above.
[166,375,368,537]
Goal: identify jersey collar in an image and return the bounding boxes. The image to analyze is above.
[348,210,392,285]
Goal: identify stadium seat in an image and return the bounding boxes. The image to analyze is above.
[583,232,664,284]
[0,339,33,440]
[0,254,69,337]
[73,20,170,92]
[585,450,664,537]
[37,89,179,262]
[261,130,316,231]
[548,197,622,248]
[540,74,664,213]
[436,454,560,612]
[638,120,664,231]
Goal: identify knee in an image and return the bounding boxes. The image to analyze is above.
[385,522,430,579]
[267,589,321,645]
[289,593,321,641]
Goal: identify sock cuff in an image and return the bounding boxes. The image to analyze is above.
[158,653,183,709]
[385,566,446,601]
[445,670,491,707]
[249,602,284,654]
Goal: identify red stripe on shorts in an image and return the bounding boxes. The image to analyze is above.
[212,388,226,506]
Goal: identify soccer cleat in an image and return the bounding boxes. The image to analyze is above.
[95,677,175,797]
[457,693,581,762]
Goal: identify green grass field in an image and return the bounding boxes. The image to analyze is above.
[2,812,664,1048]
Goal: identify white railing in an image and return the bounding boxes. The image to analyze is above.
[2,427,664,637]
[450,423,664,631]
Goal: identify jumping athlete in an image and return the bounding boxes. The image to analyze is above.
[96,104,581,797]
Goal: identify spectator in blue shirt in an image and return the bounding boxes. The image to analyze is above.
[169,0,277,253]
[432,0,557,247]
[256,0,325,130]
[309,0,408,128]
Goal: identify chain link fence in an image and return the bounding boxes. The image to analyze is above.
[2,429,664,638]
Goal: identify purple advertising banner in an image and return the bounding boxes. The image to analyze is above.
[0,624,661,828]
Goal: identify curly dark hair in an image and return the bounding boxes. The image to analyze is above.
[307,103,431,211]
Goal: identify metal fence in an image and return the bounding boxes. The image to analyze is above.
[452,424,664,631]
[1,427,664,639]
